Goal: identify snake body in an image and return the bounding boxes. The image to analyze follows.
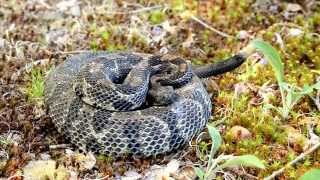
[45,52,245,156]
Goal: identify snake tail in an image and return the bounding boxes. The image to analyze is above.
[193,54,246,78]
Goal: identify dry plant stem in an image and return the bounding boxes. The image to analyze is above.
[55,50,91,55]
[271,22,303,29]
[239,43,256,58]
[232,168,258,180]
[312,90,320,111]
[310,77,320,111]
[307,124,320,143]
[7,175,27,180]
[106,5,163,15]
[49,144,70,150]
[24,59,50,72]
[264,141,320,180]
[190,16,233,39]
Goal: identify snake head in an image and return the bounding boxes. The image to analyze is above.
[147,84,179,106]
[152,58,193,88]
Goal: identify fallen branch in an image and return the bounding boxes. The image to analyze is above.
[316,90,320,110]
[310,90,320,111]
[190,16,233,39]
[24,59,50,72]
[54,50,91,55]
[106,5,163,15]
[49,144,70,150]
[309,77,320,111]
[264,129,320,180]
[231,167,258,180]
[7,175,27,180]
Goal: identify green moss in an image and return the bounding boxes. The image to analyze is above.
[269,160,282,170]
[106,44,126,52]
[101,31,110,42]
[90,40,99,50]
[232,94,250,112]
[170,0,185,12]
[198,141,210,160]
[238,135,264,153]
[192,58,205,65]
[149,10,166,24]
[97,154,113,164]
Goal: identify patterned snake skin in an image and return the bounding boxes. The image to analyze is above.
[45,52,245,156]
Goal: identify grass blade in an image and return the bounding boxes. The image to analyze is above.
[194,167,205,180]
[300,169,320,180]
[251,39,284,83]
[207,125,222,157]
[220,155,265,169]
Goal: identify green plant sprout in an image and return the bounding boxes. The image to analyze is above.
[194,125,265,180]
[251,39,320,119]
[26,68,45,104]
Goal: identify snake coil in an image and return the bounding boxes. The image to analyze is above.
[45,52,245,156]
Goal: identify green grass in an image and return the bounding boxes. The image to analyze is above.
[194,125,265,179]
[26,68,45,104]
[251,39,320,119]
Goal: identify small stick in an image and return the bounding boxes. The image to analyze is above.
[316,90,320,110]
[309,77,320,111]
[106,5,163,15]
[311,90,320,111]
[49,144,70,150]
[239,43,256,58]
[264,140,320,180]
[54,50,91,55]
[190,16,233,39]
[24,59,49,70]
[232,167,258,180]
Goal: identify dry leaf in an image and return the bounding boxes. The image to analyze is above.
[229,126,252,141]
[286,3,303,12]
[182,30,194,48]
[23,160,69,180]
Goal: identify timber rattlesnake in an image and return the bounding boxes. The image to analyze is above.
[45,52,245,156]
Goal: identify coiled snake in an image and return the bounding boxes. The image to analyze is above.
[45,52,245,156]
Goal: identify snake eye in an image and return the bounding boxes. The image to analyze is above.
[155,79,162,83]
[74,84,83,97]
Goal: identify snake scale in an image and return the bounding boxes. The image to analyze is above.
[45,52,245,157]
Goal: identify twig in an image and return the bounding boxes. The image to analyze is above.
[24,59,50,72]
[190,16,233,39]
[231,167,258,180]
[194,131,210,161]
[270,22,320,38]
[7,175,27,180]
[271,22,304,29]
[307,124,320,146]
[54,50,91,55]
[38,0,52,9]
[309,76,320,111]
[0,149,9,160]
[310,90,320,111]
[106,5,163,15]
[316,90,320,110]
[49,144,70,150]
[239,43,256,58]
[264,139,320,180]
